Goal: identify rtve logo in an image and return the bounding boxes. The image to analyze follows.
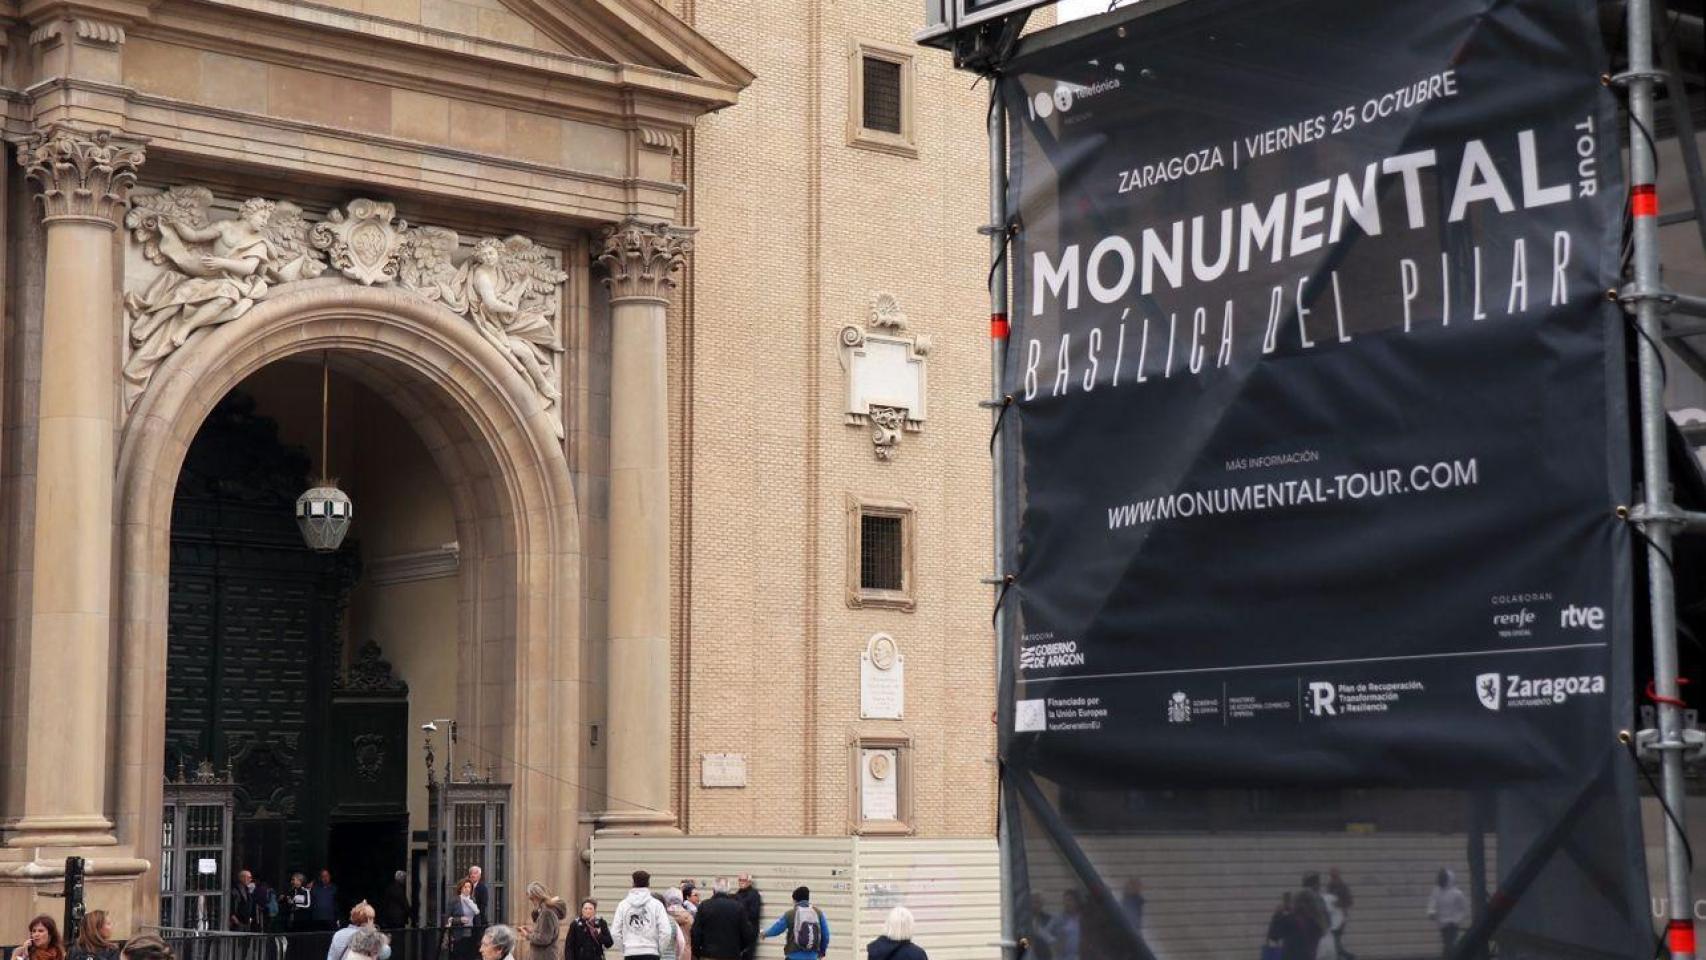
[1559,604,1605,631]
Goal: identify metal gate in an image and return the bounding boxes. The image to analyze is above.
[427,775,510,926]
[161,763,238,930]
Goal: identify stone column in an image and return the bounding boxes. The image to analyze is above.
[593,219,689,832]
[3,127,143,847]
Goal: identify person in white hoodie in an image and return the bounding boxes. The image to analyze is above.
[613,871,675,960]
[1425,869,1470,959]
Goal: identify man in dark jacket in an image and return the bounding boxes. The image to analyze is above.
[310,870,339,931]
[691,878,755,960]
[733,875,763,960]
[230,870,259,932]
[379,871,413,929]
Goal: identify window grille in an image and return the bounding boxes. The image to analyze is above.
[862,57,904,134]
[861,513,905,591]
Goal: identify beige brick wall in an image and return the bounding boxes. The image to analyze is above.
[679,0,997,839]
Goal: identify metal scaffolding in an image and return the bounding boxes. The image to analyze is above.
[1623,0,1706,955]
[968,0,1706,956]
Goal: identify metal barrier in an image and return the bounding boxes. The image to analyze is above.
[128,926,457,960]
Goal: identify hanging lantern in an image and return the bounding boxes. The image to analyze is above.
[296,484,353,552]
[297,351,353,552]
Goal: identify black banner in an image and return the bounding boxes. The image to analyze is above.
[1001,0,1632,789]
[997,4,1654,955]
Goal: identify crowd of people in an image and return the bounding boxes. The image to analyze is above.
[1261,869,1356,960]
[222,869,356,934]
[8,865,937,960]
[1028,867,1468,960]
[584,870,926,960]
[1026,878,1147,960]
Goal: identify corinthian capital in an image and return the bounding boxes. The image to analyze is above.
[18,126,145,226]
[595,219,691,302]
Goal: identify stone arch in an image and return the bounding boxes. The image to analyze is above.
[112,282,583,923]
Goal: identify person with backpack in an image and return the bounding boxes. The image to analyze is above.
[761,887,828,960]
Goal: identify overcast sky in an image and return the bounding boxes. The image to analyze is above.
[1053,0,1138,23]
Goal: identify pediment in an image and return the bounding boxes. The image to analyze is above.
[497,0,753,89]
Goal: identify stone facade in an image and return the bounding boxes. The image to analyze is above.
[0,0,996,935]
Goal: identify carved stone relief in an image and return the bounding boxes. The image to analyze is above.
[334,640,409,695]
[839,293,930,461]
[352,733,386,782]
[122,188,569,437]
[310,198,408,285]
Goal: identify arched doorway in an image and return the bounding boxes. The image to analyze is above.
[114,285,584,927]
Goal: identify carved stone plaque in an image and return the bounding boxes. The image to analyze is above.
[838,294,930,460]
[701,752,747,788]
[860,633,904,720]
[859,748,899,821]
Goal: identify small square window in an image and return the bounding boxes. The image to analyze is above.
[847,497,915,610]
[849,42,917,157]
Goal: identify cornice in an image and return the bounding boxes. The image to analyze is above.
[367,543,460,586]
[17,0,150,28]
[143,0,743,118]
[16,78,688,223]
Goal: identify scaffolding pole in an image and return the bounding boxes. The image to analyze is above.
[987,80,1018,960]
[1622,0,1696,955]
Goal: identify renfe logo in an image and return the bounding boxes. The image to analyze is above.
[1492,607,1535,628]
[1560,604,1605,631]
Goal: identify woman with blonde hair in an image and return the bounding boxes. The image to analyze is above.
[327,902,391,960]
[67,911,118,960]
[866,906,927,960]
[518,882,567,960]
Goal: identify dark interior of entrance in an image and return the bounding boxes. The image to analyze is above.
[165,390,409,915]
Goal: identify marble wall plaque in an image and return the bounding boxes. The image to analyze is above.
[860,633,905,719]
[701,752,747,788]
